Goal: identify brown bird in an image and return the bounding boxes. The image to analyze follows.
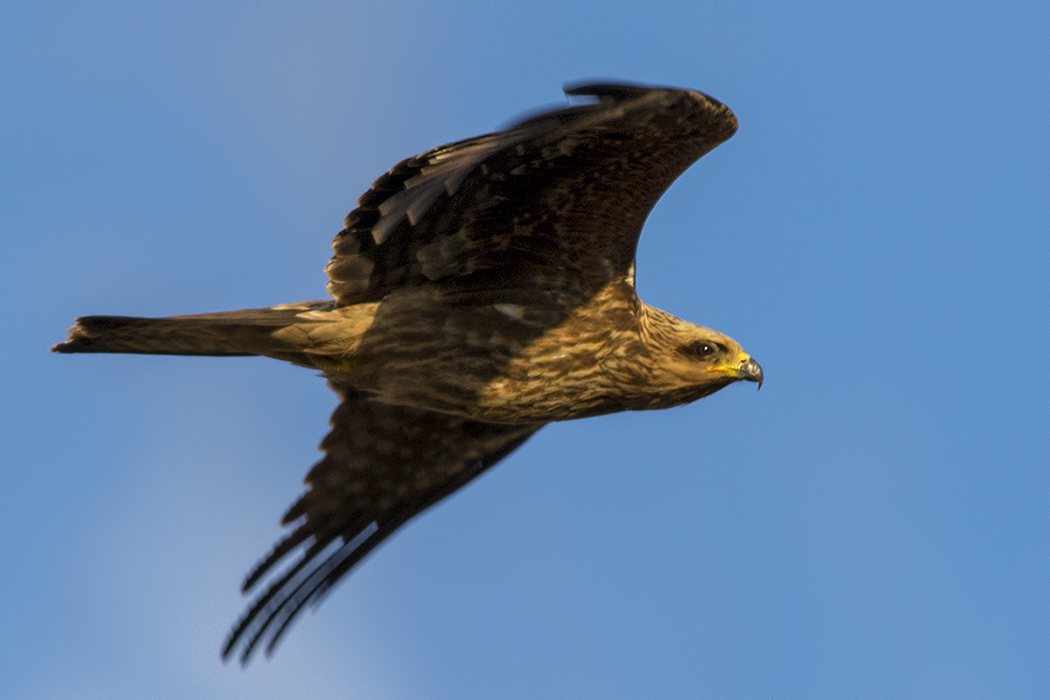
[53,82,763,662]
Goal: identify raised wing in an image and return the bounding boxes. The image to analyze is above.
[326,83,738,307]
[222,385,539,663]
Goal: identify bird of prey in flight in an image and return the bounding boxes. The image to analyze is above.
[54,82,763,663]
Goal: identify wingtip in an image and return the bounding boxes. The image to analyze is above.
[562,81,732,115]
[563,80,661,101]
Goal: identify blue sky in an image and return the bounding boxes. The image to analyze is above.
[4,2,1048,697]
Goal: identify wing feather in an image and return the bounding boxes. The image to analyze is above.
[326,83,738,306]
[222,385,539,663]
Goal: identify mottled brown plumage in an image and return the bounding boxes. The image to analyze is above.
[53,82,763,662]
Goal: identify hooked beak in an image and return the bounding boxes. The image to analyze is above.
[707,352,764,390]
[738,356,763,389]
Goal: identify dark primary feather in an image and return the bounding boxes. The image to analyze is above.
[325,84,737,307]
[222,385,538,662]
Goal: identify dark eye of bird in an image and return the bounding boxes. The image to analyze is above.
[695,342,715,357]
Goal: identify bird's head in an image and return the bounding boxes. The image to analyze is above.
[639,306,763,402]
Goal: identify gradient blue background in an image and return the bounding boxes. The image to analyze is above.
[5,2,1048,697]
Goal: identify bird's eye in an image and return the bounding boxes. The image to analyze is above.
[695,343,715,357]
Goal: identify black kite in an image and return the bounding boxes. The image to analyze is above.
[53,82,763,662]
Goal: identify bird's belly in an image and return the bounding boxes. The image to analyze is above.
[347,287,651,423]
[367,345,652,424]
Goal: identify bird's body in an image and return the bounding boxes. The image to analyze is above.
[54,82,762,661]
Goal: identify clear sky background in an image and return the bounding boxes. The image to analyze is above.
[4,2,1048,698]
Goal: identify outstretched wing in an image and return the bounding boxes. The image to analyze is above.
[326,83,738,307]
[222,385,539,663]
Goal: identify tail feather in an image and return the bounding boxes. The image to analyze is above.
[52,301,333,359]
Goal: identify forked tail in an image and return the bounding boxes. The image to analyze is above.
[52,301,332,361]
